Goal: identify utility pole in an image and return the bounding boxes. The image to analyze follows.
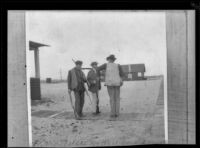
[60,68,62,81]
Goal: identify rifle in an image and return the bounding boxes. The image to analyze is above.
[68,91,78,118]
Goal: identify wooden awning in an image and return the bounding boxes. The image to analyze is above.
[29,41,50,50]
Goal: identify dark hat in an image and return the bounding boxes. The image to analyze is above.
[106,54,116,61]
[91,61,98,66]
[75,60,83,65]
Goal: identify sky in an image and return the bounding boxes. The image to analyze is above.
[26,11,167,80]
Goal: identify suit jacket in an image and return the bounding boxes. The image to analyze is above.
[67,67,86,91]
[87,68,101,93]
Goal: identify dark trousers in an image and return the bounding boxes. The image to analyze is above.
[74,90,85,116]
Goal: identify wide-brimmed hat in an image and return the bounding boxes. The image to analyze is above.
[75,60,83,65]
[91,61,98,66]
[106,54,116,61]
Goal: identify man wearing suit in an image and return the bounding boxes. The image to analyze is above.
[67,60,87,119]
[87,62,101,115]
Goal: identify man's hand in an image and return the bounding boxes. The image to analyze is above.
[68,89,72,94]
[120,79,123,86]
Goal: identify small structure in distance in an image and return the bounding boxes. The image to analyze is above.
[121,64,146,81]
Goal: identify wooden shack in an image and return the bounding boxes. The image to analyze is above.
[99,64,146,81]
[121,64,146,80]
[46,78,52,83]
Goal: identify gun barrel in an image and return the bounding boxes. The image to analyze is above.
[82,68,92,70]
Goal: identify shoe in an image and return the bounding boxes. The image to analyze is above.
[96,106,101,114]
[96,111,101,114]
[80,114,86,117]
[75,115,81,120]
[110,115,115,118]
[109,115,116,121]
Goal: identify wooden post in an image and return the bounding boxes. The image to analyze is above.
[60,68,62,81]
[8,11,30,147]
[34,48,40,78]
[166,10,195,144]
[141,72,144,78]
[186,10,195,144]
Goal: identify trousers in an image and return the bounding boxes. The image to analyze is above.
[74,90,85,116]
[107,86,120,116]
[91,91,99,112]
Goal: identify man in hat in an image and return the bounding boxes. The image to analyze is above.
[87,62,101,115]
[67,60,87,119]
[97,55,125,119]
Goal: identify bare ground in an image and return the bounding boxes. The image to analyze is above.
[31,78,164,147]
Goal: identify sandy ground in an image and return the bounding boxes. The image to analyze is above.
[31,78,164,147]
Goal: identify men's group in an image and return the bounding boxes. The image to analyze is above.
[67,54,125,120]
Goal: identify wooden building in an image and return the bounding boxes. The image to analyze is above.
[99,64,146,81]
[121,64,146,80]
[46,78,52,83]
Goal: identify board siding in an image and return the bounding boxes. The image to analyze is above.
[166,11,195,144]
[8,11,29,146]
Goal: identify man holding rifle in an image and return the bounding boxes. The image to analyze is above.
[67,60,87,120]
[87,62,101,115]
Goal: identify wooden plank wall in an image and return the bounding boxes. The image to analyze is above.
[186,10,196,144]
[166,10,195,144]
[8,11,29,146]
